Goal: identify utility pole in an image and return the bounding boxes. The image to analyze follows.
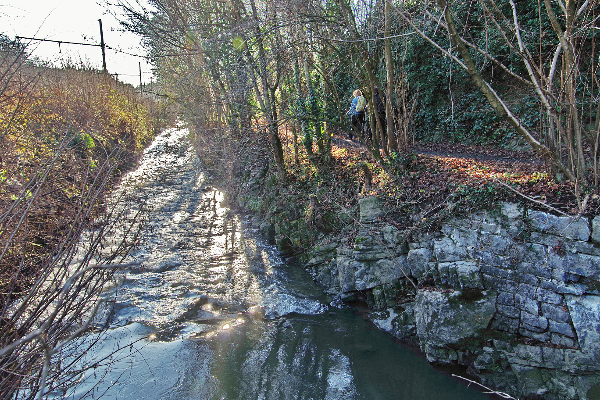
[139,62,143,95]
[98,19,107,73]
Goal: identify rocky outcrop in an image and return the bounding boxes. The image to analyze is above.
[303,197,600,400]
[415,289,497,360]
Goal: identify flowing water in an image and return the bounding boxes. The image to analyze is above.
[61,127,490,400]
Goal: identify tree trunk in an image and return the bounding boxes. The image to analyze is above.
[304,58,324,155]
[268,87,286,181]
[363,56,386,160]
[384,0,399,152]
[337,0,383,162]
[249,0,286,182]
[295,58,313,157]
[436,0,574,181]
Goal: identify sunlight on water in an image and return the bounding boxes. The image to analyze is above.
[171,210,189,224]
[325,349,356,400]
[195,171,206,188]
[260,249,275,273]
[61,127,490,400]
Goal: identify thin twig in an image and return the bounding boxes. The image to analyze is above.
[35,336,51,400]
[0,259,145,359]
[492,178,569,216]
[452,374,518,399]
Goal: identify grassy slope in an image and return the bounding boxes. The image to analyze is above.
[0,66,166,308]
[221,126,598,260]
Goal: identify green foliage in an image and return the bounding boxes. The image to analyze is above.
[386,150,416,176]
[70,132,95,150]
[399,1,557,147]
[453,182,507,214]
[355,236,367,244]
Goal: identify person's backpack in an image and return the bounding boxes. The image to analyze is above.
[355,96,366,112]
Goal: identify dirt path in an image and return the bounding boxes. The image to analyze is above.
[332,133,542,166]
[330,131,592,215]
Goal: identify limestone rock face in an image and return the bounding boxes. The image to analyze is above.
[406,248,432,279]
[566,295,600,358]
[370,304,417,341]
[528,211,590,241]
[592,216,600,243]
[299,197,600,399]
[327,197,408,296]
[358,196,384,223]
[414,290,496,353]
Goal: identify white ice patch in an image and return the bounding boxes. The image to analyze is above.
[262,291,327,319]
[325,349,357,400]
[52,322,212,400]
[371,308,399,333]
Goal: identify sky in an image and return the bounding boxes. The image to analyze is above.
[0,0,152,86]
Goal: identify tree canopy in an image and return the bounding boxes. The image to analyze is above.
[118,0,600,201]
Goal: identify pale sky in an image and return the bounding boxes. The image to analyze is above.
[0,0,152,86]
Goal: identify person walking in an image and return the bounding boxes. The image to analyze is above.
[347,89,366,141]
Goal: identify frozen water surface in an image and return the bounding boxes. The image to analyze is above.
[60,127,489,400]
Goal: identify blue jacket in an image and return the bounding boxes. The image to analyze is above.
[349,96,366,115]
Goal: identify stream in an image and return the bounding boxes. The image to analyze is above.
[61,127,490,399]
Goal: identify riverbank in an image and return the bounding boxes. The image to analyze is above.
[0,64,169,398]
[52,126,492,400]
[211,130,600,400]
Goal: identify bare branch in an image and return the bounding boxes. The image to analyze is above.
[493,178,569,216]
[452,374,518,399]
[508,1,555,119]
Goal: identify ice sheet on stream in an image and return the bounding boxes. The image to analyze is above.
[58,127,330,399]
[59,127,488,400]
[52,323,217,399]
[62,318,356,400]
[93,126,327,337]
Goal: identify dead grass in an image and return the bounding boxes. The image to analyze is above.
[0,54,167,397]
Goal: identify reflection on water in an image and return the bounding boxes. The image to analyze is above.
[62,127,489,399]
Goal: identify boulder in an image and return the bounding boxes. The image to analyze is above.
[414,290,496,351]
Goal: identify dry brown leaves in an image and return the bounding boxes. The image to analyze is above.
[329,138,596,217]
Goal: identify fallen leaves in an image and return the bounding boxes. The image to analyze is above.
[329,137,596,218]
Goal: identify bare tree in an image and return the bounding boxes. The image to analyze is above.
[384,0,400,152]
[0,38,159,398]
[117,0,293,180]
[395,0,600,205]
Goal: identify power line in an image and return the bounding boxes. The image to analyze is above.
[115,72,153,77]
[105,44,148,59]
[15,30,155,86]
[14,37,152,60]
[17,34,199,60]
[15,36,100,47]
[105,44,199,60]
[18,20,108,72]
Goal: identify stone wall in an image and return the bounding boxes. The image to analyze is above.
[304,197,600,400]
